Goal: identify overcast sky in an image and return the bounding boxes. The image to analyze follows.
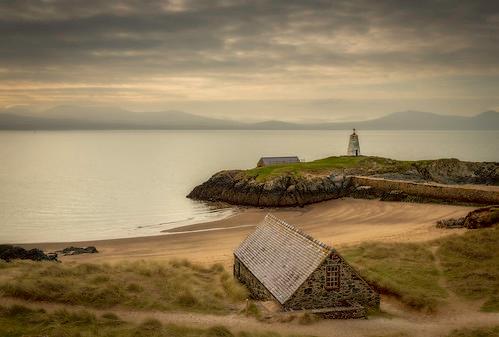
[1,0,498,122]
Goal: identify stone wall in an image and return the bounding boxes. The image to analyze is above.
[351,176,499,205]
[284,250,379,311]
[234,256,273,301]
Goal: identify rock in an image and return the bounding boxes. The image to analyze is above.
[380,190,408,202]
[463,206,499,229]
[414,159,498,185]
[0,245,58,262]
[437,206,499,229]
[350,185,378,199]
[56,246,99,256]
[436,217,465,228]
[188,170,352,207]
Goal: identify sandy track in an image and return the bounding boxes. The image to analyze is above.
[2,296,499,337]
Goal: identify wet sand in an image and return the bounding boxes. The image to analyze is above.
[23,198,476,267]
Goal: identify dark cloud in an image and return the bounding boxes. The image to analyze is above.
[0,0,498,117]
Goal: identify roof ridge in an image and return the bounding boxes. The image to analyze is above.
[264,214,332,250]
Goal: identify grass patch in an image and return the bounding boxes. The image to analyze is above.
[244,301,262,320]
[437,225,499,312]
[0,259,247,314]
[0,304,307,337]
[245,156,413,181]
[447,326,499,337]
[342,242,446,312]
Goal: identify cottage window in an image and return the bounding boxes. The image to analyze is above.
[325,264,340,290]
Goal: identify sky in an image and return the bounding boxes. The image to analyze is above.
[1,0,499,122]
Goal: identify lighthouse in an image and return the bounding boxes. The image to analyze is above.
[347,129,360,156]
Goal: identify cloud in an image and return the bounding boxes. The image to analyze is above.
[0,0,498,118]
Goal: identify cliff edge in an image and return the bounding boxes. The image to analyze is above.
[187,157,499,207]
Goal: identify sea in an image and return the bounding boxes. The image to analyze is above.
[0,130,498,243]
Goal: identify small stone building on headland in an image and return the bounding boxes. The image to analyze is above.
[347,128,361,156]
[233,214,379,318]
[257,156,300,167]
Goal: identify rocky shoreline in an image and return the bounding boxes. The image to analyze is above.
[188,158,499,207]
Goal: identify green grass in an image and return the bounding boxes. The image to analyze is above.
[0,304,307,337]
[0,259,247,314]
[437,225,499,312]
[245,156,413,181]
[342,242,447,312]
[343,225,499,313]
[447,326,499,337]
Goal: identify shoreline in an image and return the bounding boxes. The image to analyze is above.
[19,198,477,267]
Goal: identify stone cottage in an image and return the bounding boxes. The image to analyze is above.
[233,214,379,318]
[257,156,300,167]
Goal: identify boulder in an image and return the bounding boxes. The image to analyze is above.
[57,246,99,256]
[463,206,499,229]
[436,217,465,228]
[436,206,499,229]
[0,245,58,262]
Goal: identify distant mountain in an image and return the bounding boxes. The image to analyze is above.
[314,110,499,130]
[0,105,245,130]
[0,106,497,130]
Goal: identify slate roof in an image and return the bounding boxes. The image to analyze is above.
[234,214,332,304]
[258,156,300,166]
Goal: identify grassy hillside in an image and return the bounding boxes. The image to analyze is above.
[0,259,247,314]
[343,225,499,312]
[246,156,411,181]
[343,242,446,312]
[437,225,499,312]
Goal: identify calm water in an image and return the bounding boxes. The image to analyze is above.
[0,130,498,243]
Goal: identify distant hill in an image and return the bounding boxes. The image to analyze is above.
[320,110,499,130]
[0,106,497,130]
[0,105,245,130]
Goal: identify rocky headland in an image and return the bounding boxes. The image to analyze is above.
[188,157,499,207]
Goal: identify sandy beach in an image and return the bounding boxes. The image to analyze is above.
[23,198,476,267]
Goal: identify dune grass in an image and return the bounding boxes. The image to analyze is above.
[0,304,306,337]
[0,259,247,314]
[342,242,447,312]
[245,156,412,181]
[436,225,499,312]
[343,225,499,313]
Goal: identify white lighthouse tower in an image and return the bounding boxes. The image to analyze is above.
[347,128,360,156]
